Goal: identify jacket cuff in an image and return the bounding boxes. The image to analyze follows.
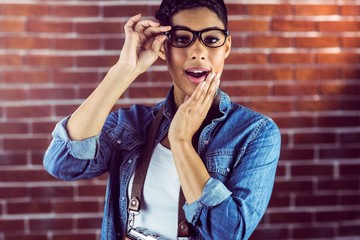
[52,117,100,160]
[183,178,232,224]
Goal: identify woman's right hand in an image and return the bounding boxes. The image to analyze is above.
[117,14,171,76]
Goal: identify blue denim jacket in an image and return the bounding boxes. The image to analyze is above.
[43,88,281,240]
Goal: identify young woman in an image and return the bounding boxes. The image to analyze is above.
[44,0,281,239]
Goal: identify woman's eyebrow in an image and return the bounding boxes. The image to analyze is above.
[172,25,223,31]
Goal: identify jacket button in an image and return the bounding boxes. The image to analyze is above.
[116,140,122,144]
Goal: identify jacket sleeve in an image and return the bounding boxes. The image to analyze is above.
[183,118,281,240]
[43,116,111,180]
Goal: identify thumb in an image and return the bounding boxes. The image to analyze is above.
[151,34,167,54]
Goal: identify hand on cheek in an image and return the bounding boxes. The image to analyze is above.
[169,72,221,144]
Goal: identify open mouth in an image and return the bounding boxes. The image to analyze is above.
[185,69,210,83]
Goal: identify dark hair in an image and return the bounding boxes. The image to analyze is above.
[155,0,228,28]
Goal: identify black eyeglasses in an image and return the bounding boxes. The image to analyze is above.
[164,27,230,48]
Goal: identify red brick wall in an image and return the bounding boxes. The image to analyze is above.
[1,1,359,239]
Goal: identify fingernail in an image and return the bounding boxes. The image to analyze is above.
[200,80,206,89]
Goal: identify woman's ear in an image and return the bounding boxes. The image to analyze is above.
[158,43,166,60]
[224,35,232,59]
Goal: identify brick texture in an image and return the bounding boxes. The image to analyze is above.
[0,1,359,240]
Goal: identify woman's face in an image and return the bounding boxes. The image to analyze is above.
[160,7,231,108]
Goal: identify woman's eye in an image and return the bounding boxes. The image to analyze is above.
[175,36,191,44]
[203,36,220,45]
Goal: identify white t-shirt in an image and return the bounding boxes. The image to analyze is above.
[127,143,180,239]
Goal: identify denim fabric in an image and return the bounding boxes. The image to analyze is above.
[43,88,281,240]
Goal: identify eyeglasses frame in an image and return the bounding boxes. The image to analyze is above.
[163,27,230,48]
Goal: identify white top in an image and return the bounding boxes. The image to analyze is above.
[127,143,180,239]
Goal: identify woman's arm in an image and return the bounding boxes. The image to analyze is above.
[67,14,170,141]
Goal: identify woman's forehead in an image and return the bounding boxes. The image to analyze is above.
[170,8,225,30]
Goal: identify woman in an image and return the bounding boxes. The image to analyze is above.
[43,0,281,239]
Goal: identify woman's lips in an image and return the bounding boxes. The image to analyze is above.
[185,68,210,84]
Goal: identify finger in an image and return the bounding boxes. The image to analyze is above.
[203,72,220,104]
[150,34,167,53]
[134,19,161,34]
[143,25,171,38]
[124,14,142,33]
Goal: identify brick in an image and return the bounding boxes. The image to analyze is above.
[222,85,269,97]
[0,219,24,232]
[316,209,360,222]
[340,193,360,206]
[272,116,315,129]
[128,86,170,99]
[0,153,27,166]
[248,4,292,16]
[269,211,312,224]
[249,68,292,80]
[7,201,52,214]
[54,200,100,213]
[103,37,125,50]
[274,180,314,193]
[273,83,316,96]
[318,116,359,127]
[4,234,48,240]
[28,20,72,33]
[317,52,359,64]
[6,105,52,118]
[293,226,335,238]
[53,38,101,50]
[319,82,360,96]
[221,4,247,16]
[30,185,74,199]
[220,69,245,81]
[339,224,360,237]
[341,37,360,47]
[0,18,25,32]
[103,5,151,17]
[270,53,314,64]
[32,121,57,134]
[249,100,293,113]
[296,99,341,111]
[0,169,51,182]
[0,186,27,199]
[0,88,27,101]
[76,55,117,67]
[317,179,359,191]
[78,184,106,197]
[28,87,76,100]
[295,5,338,15]
[3,36,50,49]
[279,148,314,161]
[55,104,81,117]
[294,132,336,144]
[76,21,122,34]
[229,19,269,32]
[268,195,291,208]
[2,70,50,83]
[296,67,339,81]
[53,233,97,240]
[1,4,48,16]
[0,122,28,134]
[52,70,99,84]
[77,216,103,229]
[295,194,338,207]
[251,227,288,240]
[52,5,99,17]
[319,147,360,159]
[25,55,74,67]
[272,20,316,31]
[0,54,22,66]
[228,52,267,64]
[296,36,339,48]
[30,218,73,231]
[340,132,360,144]
[248,36,292,48]
[319,21,360,32]
[342,5,360,15]
[291,164,334,177]
[339,164,360,176]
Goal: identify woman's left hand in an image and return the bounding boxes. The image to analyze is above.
[168,72,221,144]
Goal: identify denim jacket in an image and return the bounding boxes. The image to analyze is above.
[43,88,281,240]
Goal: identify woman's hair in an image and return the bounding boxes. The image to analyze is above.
[155,0,228,28]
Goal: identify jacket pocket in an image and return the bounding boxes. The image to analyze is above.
[205,149,236,183]
[107,123,140,151]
